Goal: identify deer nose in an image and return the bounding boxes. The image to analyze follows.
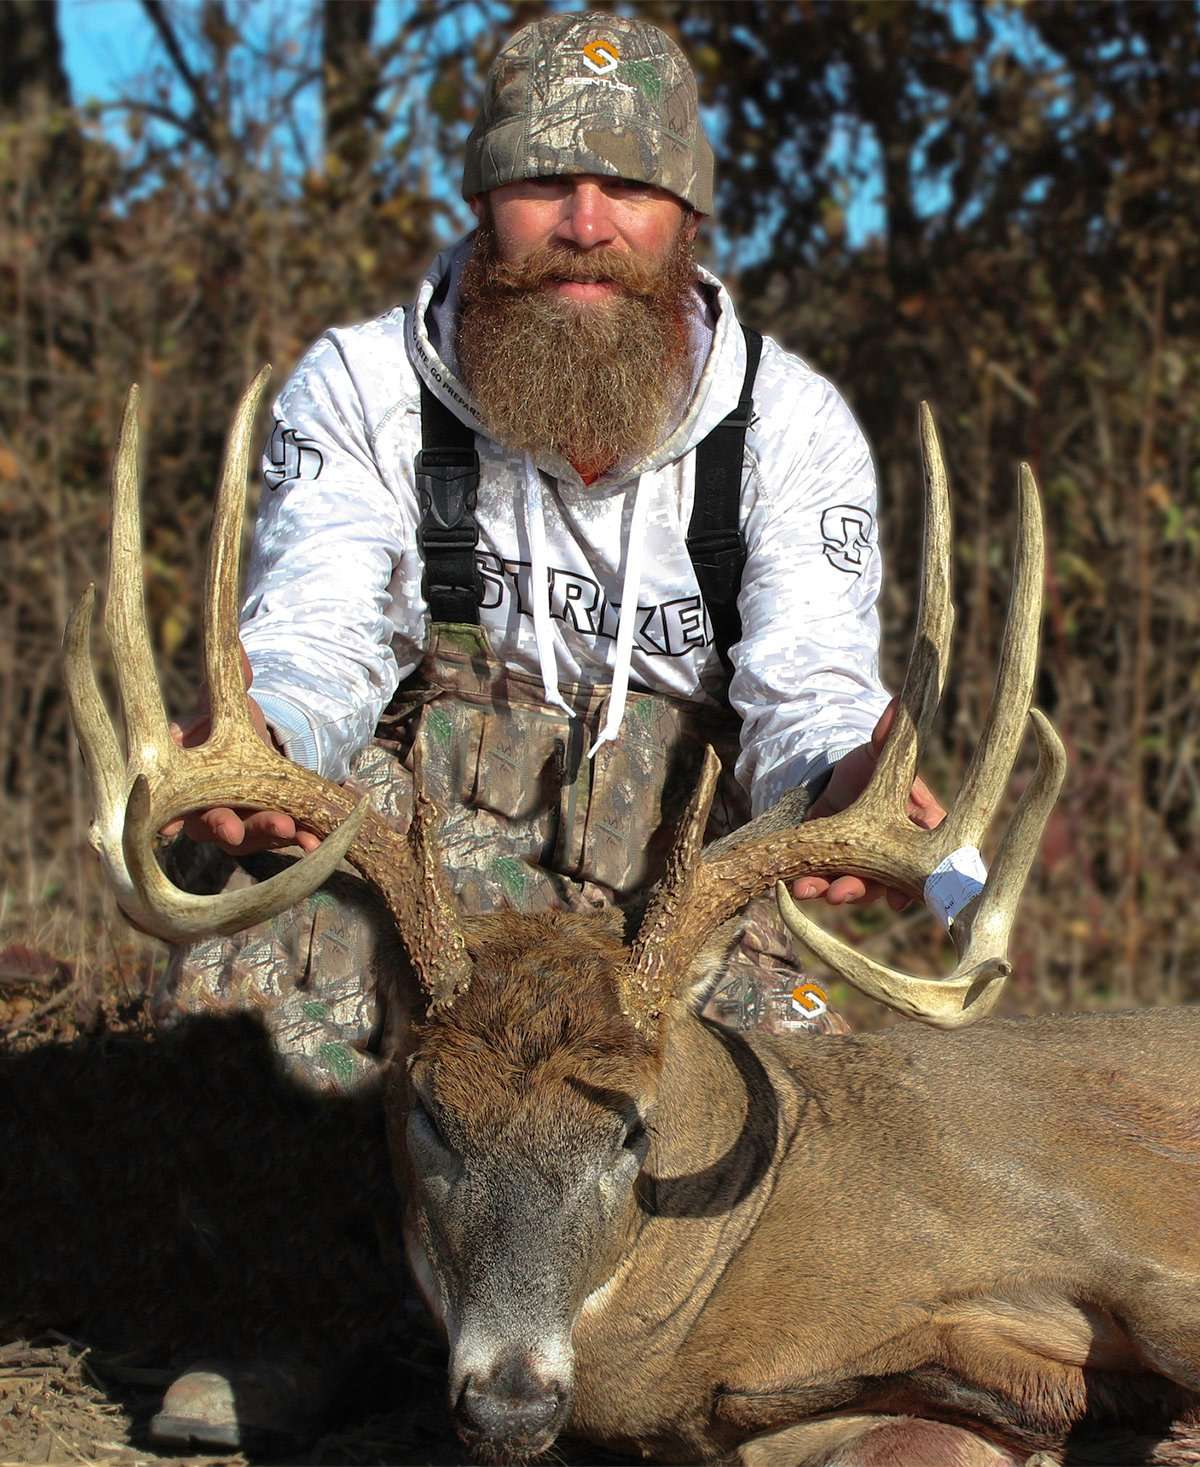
[457,1371,563,1444]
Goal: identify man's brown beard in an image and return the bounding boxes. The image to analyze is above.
[456,218,698,474]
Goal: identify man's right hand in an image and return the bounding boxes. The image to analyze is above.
[160,644,322,858]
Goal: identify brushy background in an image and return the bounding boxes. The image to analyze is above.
[1,0,1197,1026]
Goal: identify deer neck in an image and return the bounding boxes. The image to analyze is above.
[577,1012,796,1359]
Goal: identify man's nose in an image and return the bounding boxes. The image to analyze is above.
[554,179,618,249]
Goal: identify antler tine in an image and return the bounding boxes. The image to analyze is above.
[105,385,173,773]
[868,402,955,808]
[939,463,1043,850]
[949,709,1067,981]
[63,587,123,825]
[204,365,273,747]
[63,584,150,919]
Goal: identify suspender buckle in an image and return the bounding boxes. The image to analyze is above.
[415,447,484,610]
[720,399,754,431]
[415,447,480,534]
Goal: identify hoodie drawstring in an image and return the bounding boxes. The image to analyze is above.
[522,455,648,757]
[588,475,648,759]
[524,455,576,721]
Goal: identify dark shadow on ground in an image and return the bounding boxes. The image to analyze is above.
[0,1013,464,1460]
[0,1014,400,1360]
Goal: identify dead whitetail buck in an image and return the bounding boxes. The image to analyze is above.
[66,371,1199,1467]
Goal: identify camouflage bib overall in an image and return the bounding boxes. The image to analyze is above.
[157,623,842,1093]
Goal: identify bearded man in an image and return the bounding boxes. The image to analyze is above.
[150,11,943,1453]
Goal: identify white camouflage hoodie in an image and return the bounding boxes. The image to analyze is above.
[241,237,890,815]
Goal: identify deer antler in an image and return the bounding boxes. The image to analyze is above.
[63,373,472,1008]
[626,405,1066,1030]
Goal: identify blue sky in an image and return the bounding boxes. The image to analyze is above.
[61,0,165,102]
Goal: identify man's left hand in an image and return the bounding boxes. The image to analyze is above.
[791,700,946,910]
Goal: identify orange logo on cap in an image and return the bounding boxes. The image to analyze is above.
[582,38,620,76]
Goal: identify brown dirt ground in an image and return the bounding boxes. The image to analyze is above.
[0,1329,569,1467]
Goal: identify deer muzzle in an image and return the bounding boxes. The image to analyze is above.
[452,1343,572,1458]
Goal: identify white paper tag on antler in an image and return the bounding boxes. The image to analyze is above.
[924,846,988,930]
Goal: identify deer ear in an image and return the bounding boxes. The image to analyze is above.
[681,917,746,1016]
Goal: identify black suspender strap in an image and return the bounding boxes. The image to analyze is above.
[416,381,482,624]
[688,324,763,675]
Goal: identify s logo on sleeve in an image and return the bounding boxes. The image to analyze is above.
[264,423,324,491]
[820,505,875,577]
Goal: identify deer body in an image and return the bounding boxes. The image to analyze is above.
[580,1011,1199,1462]
[399,917,1200,1464]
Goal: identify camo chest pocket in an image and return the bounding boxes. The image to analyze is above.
[467,701,568,828]
[575,694,733,897]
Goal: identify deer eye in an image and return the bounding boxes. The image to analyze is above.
[623,1118,647,1152]
[411,1093,449,1150]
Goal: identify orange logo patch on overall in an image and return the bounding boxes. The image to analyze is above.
[790,982,829,1019]
[581,38,621,76]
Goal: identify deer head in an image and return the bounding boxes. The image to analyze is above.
[65,372,1065,1461]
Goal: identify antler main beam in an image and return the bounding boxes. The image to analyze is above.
[626,406,1066,1029]
[64,374,472,1006]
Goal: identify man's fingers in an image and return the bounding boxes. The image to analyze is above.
[792,873,913,910]
[869,697,899,755]
[165,805,323,856]
[203,808,246,847]
[241,810,296,843]
[172,714,212,749]
[824,875,883,905]
[791,875,885,906]
[908,775,947,830]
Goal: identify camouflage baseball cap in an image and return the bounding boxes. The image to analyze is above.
[462,11,714,214]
